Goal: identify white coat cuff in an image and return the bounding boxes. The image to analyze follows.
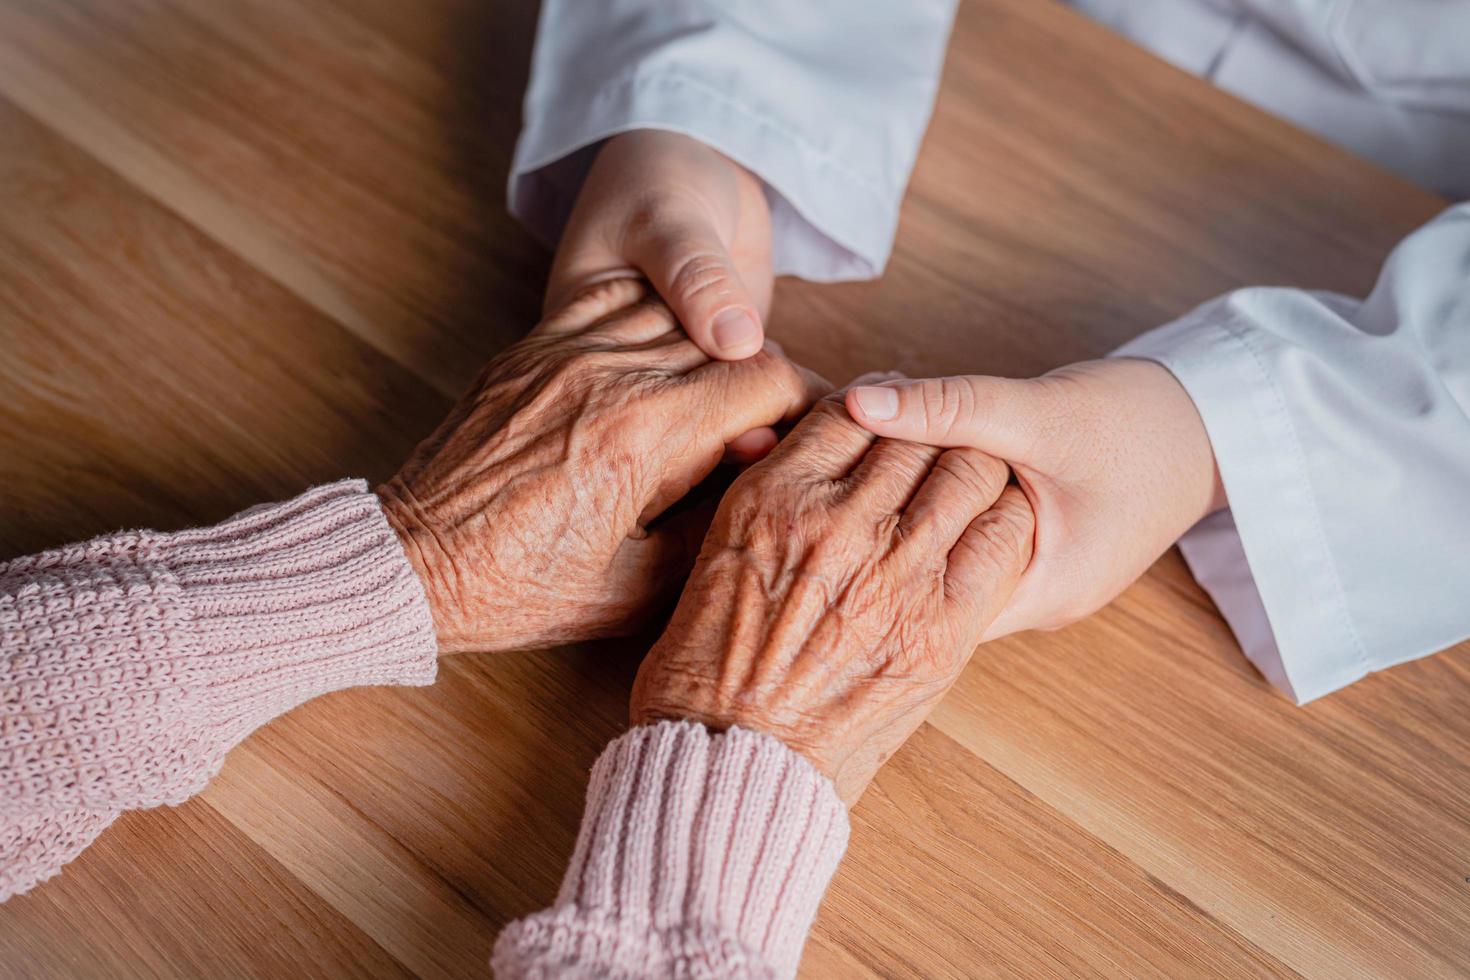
[508,69,895,283]
[1113,307,1373,704]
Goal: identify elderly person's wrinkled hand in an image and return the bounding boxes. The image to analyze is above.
[376,278,826,654]
[630,395,1036,804]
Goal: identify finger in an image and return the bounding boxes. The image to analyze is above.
[944,484,1036,635]
[684,350,832,437]
[533,277,653,337]
[537,285,706,372]
[723,427,778,465]
[630,452,741,563]
[626,215,765,360]
[757,399,877,481]
[586,301,715,375]
[720,351,854,467]
[637,351,830,524]
[844,438,942,513]
[844,376,1050,461]
[611,500,719,617]
[752,370,904,480]
[897,447,1010,552]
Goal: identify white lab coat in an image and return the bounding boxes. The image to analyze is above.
[509,0,1470,703]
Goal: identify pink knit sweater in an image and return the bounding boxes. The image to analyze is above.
[0,481,848,978]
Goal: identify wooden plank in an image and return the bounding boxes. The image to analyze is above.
[812,723,1293,978]
[0,802,413,979]
[931,562,1470,978]
[0,95,446,554]
[0,0,547,397]
[196,648,647,978]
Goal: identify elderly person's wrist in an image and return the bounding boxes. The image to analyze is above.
[375,479,477,656]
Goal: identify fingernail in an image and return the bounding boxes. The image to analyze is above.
[852,386,899,421]
[712,308,761,356]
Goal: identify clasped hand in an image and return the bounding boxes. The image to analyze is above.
[377,280,1035,803]
[378,278,822,653]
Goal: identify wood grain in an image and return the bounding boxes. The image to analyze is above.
[0,802,413,979]
[0,0,1465,977]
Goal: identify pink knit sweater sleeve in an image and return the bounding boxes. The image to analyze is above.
[0,480,438,901]
[493,720,851,980]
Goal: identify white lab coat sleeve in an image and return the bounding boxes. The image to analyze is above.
[1113,203,1470,703]
[509,1,958,282]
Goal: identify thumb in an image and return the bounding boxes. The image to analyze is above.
[627,217,765,360]
[843,375,1050,461]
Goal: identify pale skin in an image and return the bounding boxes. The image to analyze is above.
[845,360,1227,638]
[548,130,779,462]
[549,130,771,360]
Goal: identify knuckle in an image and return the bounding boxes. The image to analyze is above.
[544,278,648,332]
[781,400,863,458]
[721,469,823,536]
[808,396,864,435]
[887,440,939,472]
[939,448,1008,500]
[719,472,780,529]
[733,463,803,509]
[978,506,1035,569]
[951,515,1029,584]
[711,347,787,396]
[586,296,679,342]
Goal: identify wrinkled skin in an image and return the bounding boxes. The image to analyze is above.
[377,278,826,654]
[631,397,1036,805]
[845,359,1226,637]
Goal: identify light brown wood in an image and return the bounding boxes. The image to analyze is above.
[0,0,1464,977]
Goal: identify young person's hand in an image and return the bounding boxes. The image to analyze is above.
[548,130,772,361]
[844,359,1226,638]
[378,279,824,654]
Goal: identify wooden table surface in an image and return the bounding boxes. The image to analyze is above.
[1,1,1466,976]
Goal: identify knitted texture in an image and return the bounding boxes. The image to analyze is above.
[1,480,438,900]
[492,720,850,979]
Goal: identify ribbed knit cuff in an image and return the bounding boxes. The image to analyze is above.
[149,479,439,737]
[1,480,438,817]
[492,721,850,980]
